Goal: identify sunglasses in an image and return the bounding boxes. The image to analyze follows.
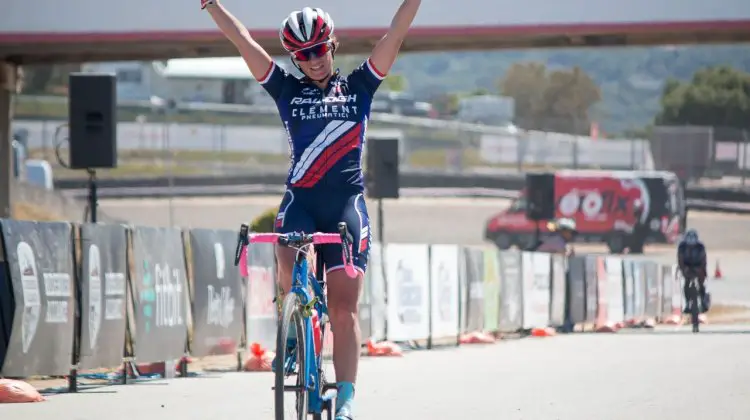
[291,42,332,62]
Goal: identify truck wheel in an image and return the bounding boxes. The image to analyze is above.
[492,233,513,250]
[607,234,626,254]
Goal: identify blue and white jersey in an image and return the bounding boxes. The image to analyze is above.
[259,58,385,192]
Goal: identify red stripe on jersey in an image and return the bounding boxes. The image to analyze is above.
[293,123,362,188]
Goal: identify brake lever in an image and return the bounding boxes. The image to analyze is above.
[233,223,249,267]
[337,222,354,264]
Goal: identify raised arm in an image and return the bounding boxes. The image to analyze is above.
[369,0,422,76]
[202,0,273,81]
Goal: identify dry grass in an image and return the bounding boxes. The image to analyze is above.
[11,202,66,221]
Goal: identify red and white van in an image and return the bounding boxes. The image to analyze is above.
[484,170,686,253]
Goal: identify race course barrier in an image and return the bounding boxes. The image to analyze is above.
[0,218,692,400]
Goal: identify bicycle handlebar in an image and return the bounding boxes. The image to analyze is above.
[233,222,357,279]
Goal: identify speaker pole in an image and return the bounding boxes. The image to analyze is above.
[87,168,98,223]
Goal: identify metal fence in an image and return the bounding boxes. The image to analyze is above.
[650,125,750,186]
[13,96,655,180]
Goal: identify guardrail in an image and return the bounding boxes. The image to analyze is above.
[0,218,691,394]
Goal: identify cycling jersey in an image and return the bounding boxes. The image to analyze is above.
[262,58,384,274]
[259,58,385,193]
[677,241,706,268]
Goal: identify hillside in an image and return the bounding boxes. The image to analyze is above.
[385,44,750,134]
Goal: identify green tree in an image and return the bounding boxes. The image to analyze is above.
[655,66,750,129]
[498,62,601,134]
[381,73,408,92]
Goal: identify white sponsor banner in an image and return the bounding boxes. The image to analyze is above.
[604,257,624,325]
[386,244,430,342]
[429,245,460,340]
[521,252,551,329]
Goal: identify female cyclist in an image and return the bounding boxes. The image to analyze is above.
[202,1,422,419]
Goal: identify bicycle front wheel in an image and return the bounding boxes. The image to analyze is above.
[275,293,308,420]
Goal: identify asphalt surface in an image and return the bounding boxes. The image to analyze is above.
[5,324,750,419]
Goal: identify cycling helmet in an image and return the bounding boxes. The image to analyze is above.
[552,218,577,233]
[683,229,699,245]
[279,7,335,52]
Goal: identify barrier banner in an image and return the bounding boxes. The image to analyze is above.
[385,244,430,342]
[566,256,586,325]
[661,265,673,319]
[131,227,189,364]
[521,252,551,329]
[189,229,244,357]
[584,256,598,323]
[549,255,566,327]
[1,261,13,370]
[429,245,460,342]
[622,260,635,323]
[368,242,386,341]
[463,247,484,333]
[604,257,624,327]
[482,248,500,333]
[245,243,276,350]
[78,224,128,370]
[632,262,646,321]
[672,265,684,312]
[457,246,468,334]
[643,262,660,319]
[498,251,522,333]
[0,220,75,376]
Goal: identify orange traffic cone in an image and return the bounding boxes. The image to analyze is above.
[530,327,556,337]
[714,261,722,280]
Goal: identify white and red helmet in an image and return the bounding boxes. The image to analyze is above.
[279,7,335,52]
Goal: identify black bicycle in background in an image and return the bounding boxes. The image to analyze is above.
[684,267,705,333]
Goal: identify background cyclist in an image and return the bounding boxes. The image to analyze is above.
[677,229,708,313]
[203,1,422,419]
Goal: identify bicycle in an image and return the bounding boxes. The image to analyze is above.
[683,267,704,333]
[234,222,356,420]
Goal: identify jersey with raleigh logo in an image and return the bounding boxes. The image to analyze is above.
[259,58,384,191]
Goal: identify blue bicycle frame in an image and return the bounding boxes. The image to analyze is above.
[288,246,332,414]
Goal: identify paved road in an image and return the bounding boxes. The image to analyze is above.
[6,324,750,419]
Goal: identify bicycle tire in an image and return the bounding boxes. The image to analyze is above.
[275,293,308,420]
[690,281,700,333]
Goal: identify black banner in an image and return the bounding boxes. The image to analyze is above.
[584,256,598,323]
[189,229,244,357]
[245,243,277,349]
[567,256,586,324]
[131,227,189,363]
[0,219,75,377]
[0,261,12,371]
[78,224,128,370]
[497,251,522,333]
[462,247,484,333]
